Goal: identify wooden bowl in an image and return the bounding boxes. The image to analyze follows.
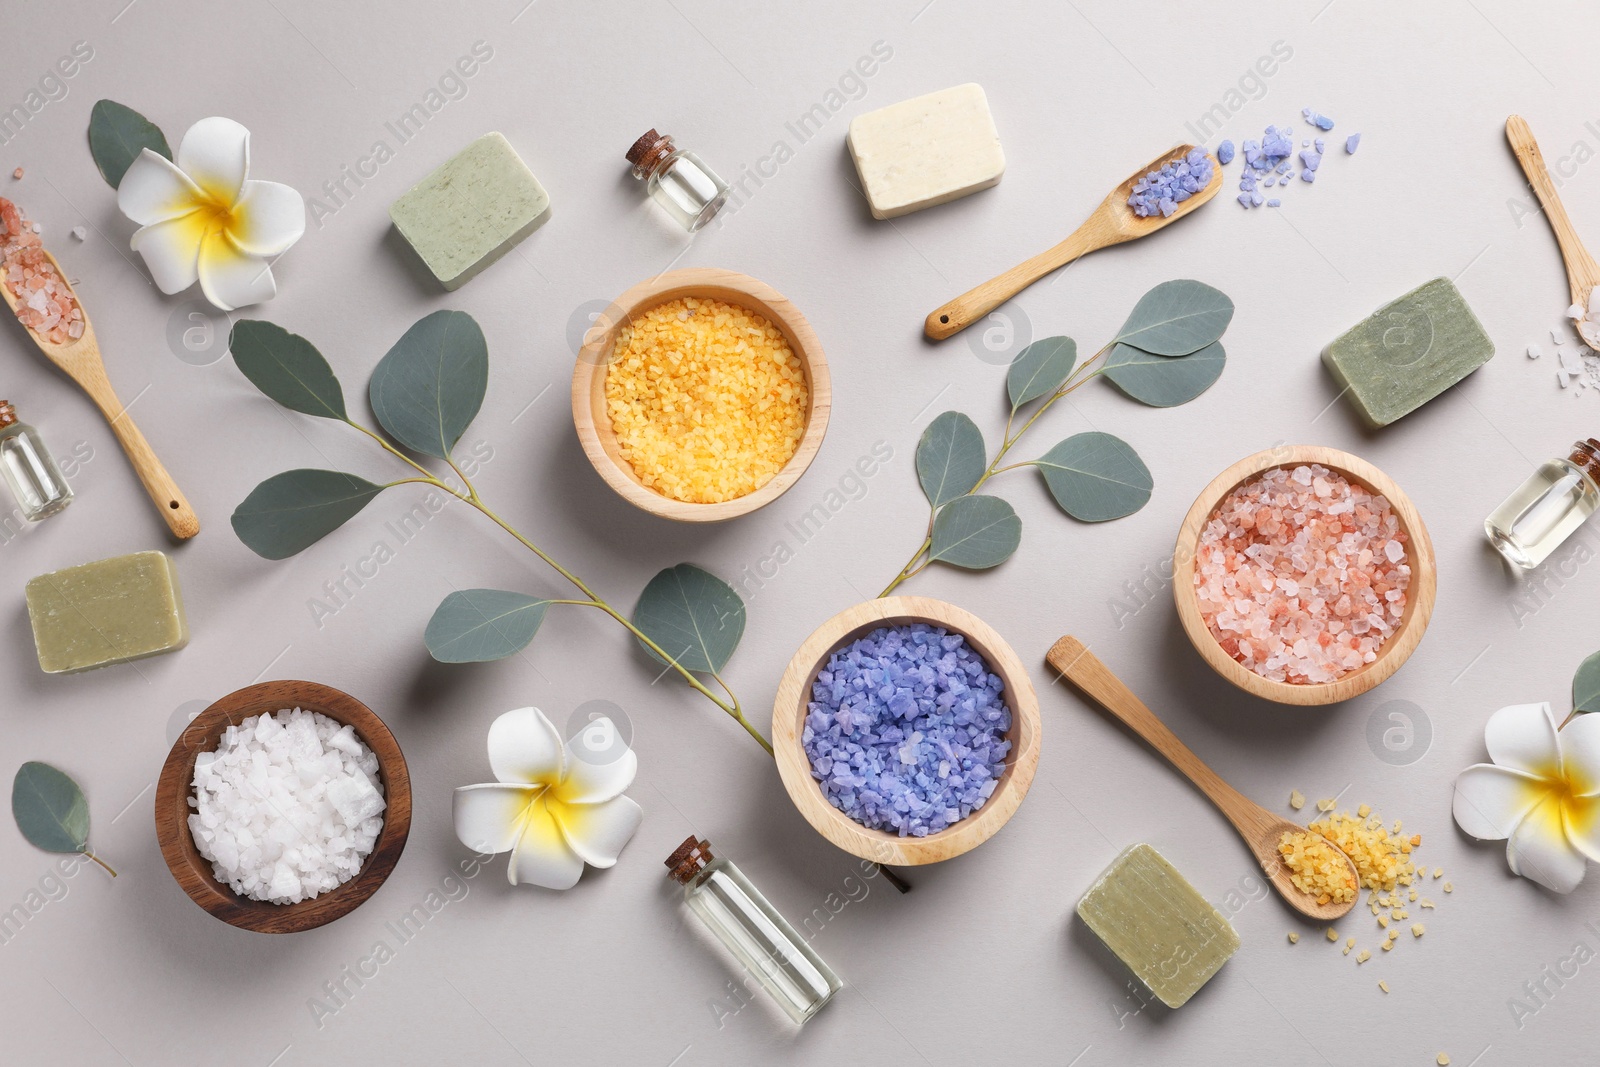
[1172,446,1437,705]
[155,680,412,933]
[772,597,1042,866]
[571,268,831,522]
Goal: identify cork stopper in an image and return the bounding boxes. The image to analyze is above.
[664,835,713,884]
[625,129,675,176]
[0,400,15,429]
[1570,438,1600,479]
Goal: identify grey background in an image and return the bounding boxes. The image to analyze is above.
[1,1,1596,1064]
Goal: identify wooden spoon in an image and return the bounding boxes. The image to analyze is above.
[1046,636,1357,922]
[924,145,1223,341]
[1506,115,1600,331]
[1,248,198,539]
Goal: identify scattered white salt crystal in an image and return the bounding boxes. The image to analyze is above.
[69,225,86,242]
[1528,344,1543,360]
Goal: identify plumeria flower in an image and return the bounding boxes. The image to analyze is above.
[116,117,305,311]
[453,707,642,890]
[1452,702,1600,893]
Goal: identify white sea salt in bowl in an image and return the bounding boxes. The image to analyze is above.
[156,681,412,933]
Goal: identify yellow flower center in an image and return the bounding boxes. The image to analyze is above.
[190,193,240,237]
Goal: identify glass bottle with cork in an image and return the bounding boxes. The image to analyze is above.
[0,399,72,521]
[664,835,841,1023]
[1485,437,1600,568]
[626,130,729,232]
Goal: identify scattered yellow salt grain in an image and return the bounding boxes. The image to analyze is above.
[1378,979,1389,993]
[1357,949,1371,963]
[1289,789,1305,810]
[1412,923,1426,938]
[1433,867,1444,879]
[1308,806,1419,892]
[1420,899,1435,909]
[1280,830,1359,904]
[1382,940,1395,951]
[1408,889,1418,901]
[1443,882,1453,893]
[605,296,808,504]
[1437,1055,1449,1066]
[1318,797,1337,812]
[1326,927,1339,942]
[1288,931,1300,944]
[1357,803,1371,818]
[1377,914,1389,928]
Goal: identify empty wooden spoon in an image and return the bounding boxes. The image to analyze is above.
[924,145,1223,341]
[1046,636,1357,921]
[1506,114,1600,340]
[0,247,198,538]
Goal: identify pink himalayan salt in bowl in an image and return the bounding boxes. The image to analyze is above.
[1194,464,1409,685]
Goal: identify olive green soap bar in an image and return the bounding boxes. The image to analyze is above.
[1076,843,1239,1008]
[1321,276,1495,427]
[25,551,189,674]
[389,132,550,291]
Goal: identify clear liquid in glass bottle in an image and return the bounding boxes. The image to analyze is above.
[665,836,841,1024]
[626,129,729,232]
[0,400,72,521]
[1485,438,1600,569]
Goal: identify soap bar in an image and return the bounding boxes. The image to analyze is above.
[389,132,550,291]
[1076,843,1239,1008]
[1321,277,1495,427]
[25,551,189,673]
[847,83,1004,220]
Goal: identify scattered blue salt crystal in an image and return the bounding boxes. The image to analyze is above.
[1301,169,1316,183]
[1126,148,1215,218]
[1267,198,1281,207]
[1217,139,1235,164]
[1303,108,1335,130]
[1345,133,1361,154]
[1302,140,1310,148]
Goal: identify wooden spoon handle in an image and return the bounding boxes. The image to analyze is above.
[89,389,199,540]
[924,228,1097,340]
[1506,115,1600,295]
[1046,636,1255,831]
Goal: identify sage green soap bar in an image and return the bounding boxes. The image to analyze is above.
[1321,276,1495,427]
[1076,843,1239,1009]
[389,132,550,291]
[25,551,189,674]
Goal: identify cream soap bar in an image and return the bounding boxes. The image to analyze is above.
[25,551,189,674]
[389,132,550,291]
[1076,843,1239,1008]
[1321,277,1495,427]
[847,83,1004,219]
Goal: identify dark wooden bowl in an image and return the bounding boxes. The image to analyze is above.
[154,680,412,933]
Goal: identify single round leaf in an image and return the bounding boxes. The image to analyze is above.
[230,320,348,420]
[928,494,1022,570]
[632,563,745,674]
[369,310,488,459]
[1034,432,1153,521]
[1007,336,1077,409]
[1103,341,1226,407]
[916,411,986,508]
[1576,650,1600,715]
[12,762,89,855]
[1114,279,1234,356]
[426,590,552,663]
[231,469,386,560]
[87,99,171,189]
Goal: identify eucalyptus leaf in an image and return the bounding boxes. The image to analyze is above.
[231,469,387,560]
[632,564,745,674]
[1575,650,1600,715]
[928,494,1021,570]
[12,762,89,854]
[369,310,488,459]
[1114,279,1234,356]
[916,411,986,508]
[230,320,348,420]
[87,99,171,189]
[426,589,552,663]
[1033,432,1153,521]
[1007,336,1077,409]
[1103,341,1226,407]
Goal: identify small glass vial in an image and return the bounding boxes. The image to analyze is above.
[0,400,72,521]
[626,129,729,232]
[1485,438,1600,568]
[665,836,840,1024]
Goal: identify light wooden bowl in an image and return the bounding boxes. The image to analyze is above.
[772,597,1042,866]
[155,680,412,934]
[571,268,831,522]
[1172,446,1437,706]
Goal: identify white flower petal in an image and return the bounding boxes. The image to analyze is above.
[1453,764,1545,840]
[555,720,638,805]
[508,794,585,889]
[231,180,305,256]
[1485,702,1562,776]
[555,795,642,869]
[197,232,275,311]
[488,706,566,787]
[129,215,203,295]
[177,116,250,204]
[1507,794,1589,893]
[117,150,204,225]
[452,783,540,855]
[1562,794,1600,864]
[1560,713,1600,796]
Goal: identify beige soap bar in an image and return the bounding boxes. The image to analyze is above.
[1076,843,1240,1008]
[25,551,189,674]
[847,83,1004,219]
